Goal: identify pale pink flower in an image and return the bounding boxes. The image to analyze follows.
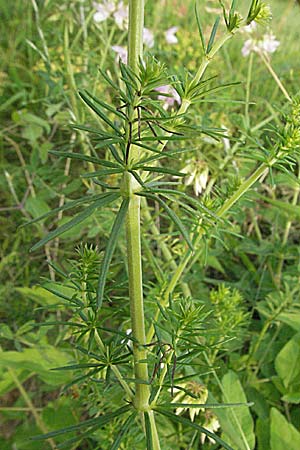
[113,1,128,30]
[242,32,280,57]
[165,26,179,44]
[93,1,115,22]
[111,45,128,63]
[242,39,257,57]
[259,33,280,54]
[155,85,181,110]
[143,27,154,48]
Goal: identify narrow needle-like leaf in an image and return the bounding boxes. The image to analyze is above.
[30,193,120,252]
[138,192,193,250]
[110,412,137,450]
[97,198,129,308]
[155,408,234,450]
[195,1,206,53]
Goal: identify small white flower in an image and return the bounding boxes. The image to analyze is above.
[155,85,181,110]
[93,1,115,23]
[242,32,280,57]
[182,160,209,196]
[113,1,128,30]
[121,328,133,349]
[111,45,128,63]
[165,26,179,44]
[222,126,231,153]
[194,169,209,196]
[143,27,154,48]
[200,412,220,444]
[241,38,257,57]
[242,21,257,34]
[171,382,208,422]
[259,33,280,54]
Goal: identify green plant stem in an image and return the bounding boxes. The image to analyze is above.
[126,0,149,410]
[126,2,161,446]
[146,160,277,343]
[125,174,150,411]
[148,410,161,448]
[194,32,234,86]
[245,299,289,375]
[128,0,144,72]
[245,52,253,130]
[260,52,292,103]
[142,197,191,297]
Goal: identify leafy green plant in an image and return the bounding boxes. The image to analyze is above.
[2,0,300,448]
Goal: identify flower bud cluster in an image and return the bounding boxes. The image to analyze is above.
[280,99,300,154]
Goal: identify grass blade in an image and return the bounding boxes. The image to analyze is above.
[30,193,120,252]
[97,198,129,308]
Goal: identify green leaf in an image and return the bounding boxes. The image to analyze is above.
[216,370,255,450]
[156,408,234,450]
[50,150,121,168]
[32,405,131,440]
[81,89,126,120]
[195,1,206,52]
[207,16,220,54]
[256,193,300,219]
[98,67,121,92]
[275,332,300,388]
[0,347,72,385]
[24,197,50,220]
[21,193,112,227]
[30,193,120,252]
[15,285,65,306]
[150,188,218,220]
[270,408,300,450]
[97,198,129,308]
[81,168,124,178]
[134,166,186,177]
[160,402,253,409]
[110,412,136,450]
[138,192,193,250]
[256,417,270,450]
[281,392,300,404]
[78,90,122,135]
[278,312,300,331]
[144,412,153,450]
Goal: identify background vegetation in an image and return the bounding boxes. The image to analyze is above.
[1,0,300,448]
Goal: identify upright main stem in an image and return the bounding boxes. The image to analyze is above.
[126,0,150,412]
[125,175,150,411]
